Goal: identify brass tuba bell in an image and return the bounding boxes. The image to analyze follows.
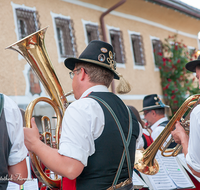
[6,27,69,189]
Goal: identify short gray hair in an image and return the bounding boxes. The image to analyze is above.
[75,62,114,87]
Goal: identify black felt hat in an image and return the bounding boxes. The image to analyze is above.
[185,55,200,72]
[64,40,119,79]
[141,94,169,111]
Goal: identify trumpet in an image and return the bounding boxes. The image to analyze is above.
[6,27,69,189]
[134,94,200,175]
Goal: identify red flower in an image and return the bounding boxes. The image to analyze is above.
[175,45,178,50]
[173,100,178,104]
[167,78,172,82]
[163,62,166,66]
[165,84,170,89]
[158,52,163,56]
[171,95,176,99]
[177,59,180,63]
[172,90,175,93]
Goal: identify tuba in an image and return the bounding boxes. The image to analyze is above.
[6,27,69,189]
[134,94,200,175]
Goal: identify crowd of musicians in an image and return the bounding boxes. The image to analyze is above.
[1,40,200,190]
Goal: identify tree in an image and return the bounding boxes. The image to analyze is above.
[155,34,199,115]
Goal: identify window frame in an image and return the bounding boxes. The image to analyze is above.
[129,31,145,70]
[82,19,100,45]
[150,36,162,71]
[107,25,126,68]
[51,12,77,63]
[11,2,38,41]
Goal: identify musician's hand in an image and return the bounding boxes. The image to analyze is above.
[171,121,188,144]
[24,117,40,152]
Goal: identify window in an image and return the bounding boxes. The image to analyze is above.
[54,17,77,58]
[188,46,196,57]
[85,24,100,43]
[109,29,125,64]
[152,39,162,67]
[131,34,145,66]
[15,8,39,39]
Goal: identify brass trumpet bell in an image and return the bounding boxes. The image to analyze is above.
[135,94,200,175]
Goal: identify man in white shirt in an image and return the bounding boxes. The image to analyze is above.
[0,94,28,189]
[24,40,142,190]
[171,56,200,177]
[140,94,170,141]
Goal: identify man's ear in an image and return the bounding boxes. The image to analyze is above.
[80,68,87,81]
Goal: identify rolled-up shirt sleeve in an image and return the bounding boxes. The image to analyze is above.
[58,98,104,166]
[186,105,200,172]
[4,95,28,166]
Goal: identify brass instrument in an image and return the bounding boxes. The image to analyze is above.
[135,94,200,175]
[6,27,69,189]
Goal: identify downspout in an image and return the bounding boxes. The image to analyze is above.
[100,0,127,93]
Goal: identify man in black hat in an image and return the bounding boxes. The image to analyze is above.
[24,40,142,190]
[140,94,170,141]
[171,56,200,177]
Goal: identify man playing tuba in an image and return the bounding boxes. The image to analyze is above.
[24,40,142,190]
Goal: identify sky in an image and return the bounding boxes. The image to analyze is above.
[180,0,200,9]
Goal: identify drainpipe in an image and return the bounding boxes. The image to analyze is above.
[100,0,127,93]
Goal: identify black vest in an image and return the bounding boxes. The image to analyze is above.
[0,94,12,190]
[76,92,140,190]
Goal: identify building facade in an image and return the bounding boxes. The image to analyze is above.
[1,0,200,113]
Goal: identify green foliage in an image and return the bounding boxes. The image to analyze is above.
[155,34,199,114]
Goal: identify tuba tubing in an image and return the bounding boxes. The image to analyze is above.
[6,27,68,189]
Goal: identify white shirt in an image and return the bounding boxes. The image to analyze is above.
[136,128,151,149]
[186,105,200,172]
[3,94,28,166]
[150,117,168,140]
[58,85,142,166]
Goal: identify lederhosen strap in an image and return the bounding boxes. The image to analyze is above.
[0,94,4,117]
[88,95,132,186]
